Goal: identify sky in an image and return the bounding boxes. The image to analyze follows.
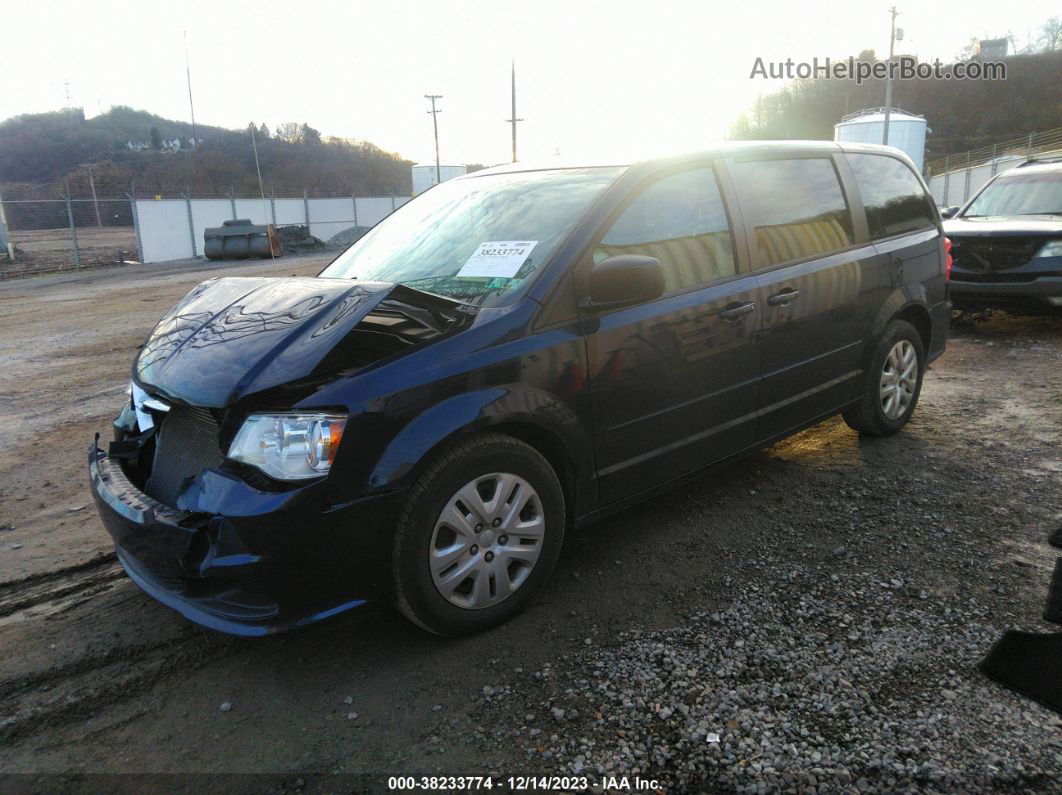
[2,0,1053,167]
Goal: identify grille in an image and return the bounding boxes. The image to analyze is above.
[951,236,1046,272]
[144,405,225,508]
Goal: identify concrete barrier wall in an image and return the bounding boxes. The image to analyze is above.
[135,200,191,264]
[274,198,306,228]
[307,198,356,244]
[134,195,412,263]
[927,159,1024,207]
[234,198,275,224]
[188,200,232,257]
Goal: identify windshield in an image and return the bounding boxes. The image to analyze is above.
[320,167,624,306]
[964,172,1062,217]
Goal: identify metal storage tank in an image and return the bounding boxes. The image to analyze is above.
[411,164,467,195]
[834,108,928,172]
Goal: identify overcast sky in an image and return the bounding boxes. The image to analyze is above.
[3,0,1053,167]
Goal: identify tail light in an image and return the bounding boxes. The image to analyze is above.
[944,237,953,281]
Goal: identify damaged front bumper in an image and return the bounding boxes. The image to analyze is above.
[89,437,401,636]
[949,274,1062,309]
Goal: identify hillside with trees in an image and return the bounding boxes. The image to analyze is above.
[730,26,1062,162]
[0,106,414,197]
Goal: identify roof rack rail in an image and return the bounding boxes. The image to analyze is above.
[1017,152,1062,166]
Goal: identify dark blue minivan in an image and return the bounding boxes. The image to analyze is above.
[90,141,951,636]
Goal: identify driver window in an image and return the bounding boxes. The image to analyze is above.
[594,167,736,291]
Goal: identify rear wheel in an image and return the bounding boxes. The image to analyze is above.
[392,433,565,636]
[842,319,925,436]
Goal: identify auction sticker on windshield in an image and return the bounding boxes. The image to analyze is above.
[457,241,538,278]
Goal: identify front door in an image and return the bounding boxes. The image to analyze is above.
[580,165,761,506]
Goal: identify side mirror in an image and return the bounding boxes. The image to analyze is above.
[940,206,960,220]
[585,255,665,310]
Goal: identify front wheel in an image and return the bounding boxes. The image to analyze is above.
[392,433,565,636]
[842,319,925,436]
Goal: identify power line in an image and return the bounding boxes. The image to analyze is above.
[424,94,443,184]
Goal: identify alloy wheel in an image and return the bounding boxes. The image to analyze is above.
[880,339,918,420]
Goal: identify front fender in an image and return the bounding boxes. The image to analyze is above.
[369,386,594,502]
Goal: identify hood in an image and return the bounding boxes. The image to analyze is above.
[943,215,1062,237]
[136,276,468,407]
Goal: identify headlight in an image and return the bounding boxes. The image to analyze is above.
[1033,240,1062,258]
[228,414,347,480]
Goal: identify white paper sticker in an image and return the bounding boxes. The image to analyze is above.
[456,241,538,279]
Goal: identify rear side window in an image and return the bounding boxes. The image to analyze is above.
[847,153,935,239]
[595,167,736,292]
[731,158,854,268]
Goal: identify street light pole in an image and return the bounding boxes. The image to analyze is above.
[882,6,899,146]
[424,94,443,185]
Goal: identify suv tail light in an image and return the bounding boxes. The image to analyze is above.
[944,237,953,281]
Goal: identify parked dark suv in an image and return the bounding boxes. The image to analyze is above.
[90,141,950,636]
[943,158,1062,310]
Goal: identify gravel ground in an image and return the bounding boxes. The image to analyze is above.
[0,258,1059,792]
[472,554,1062,792]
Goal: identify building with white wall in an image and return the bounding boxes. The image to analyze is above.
[412,164,467,195]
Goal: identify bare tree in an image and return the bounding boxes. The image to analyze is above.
[275,122,302,144]
[1038,17,1062,51]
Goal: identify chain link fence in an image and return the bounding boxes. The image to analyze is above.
[0,185,411,279]
[0,184,138,278]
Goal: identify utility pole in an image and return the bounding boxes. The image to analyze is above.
[82,163,102,226]
[505,60,524,163]
[882,6,899,146]
[424,94,443,185]
[0,187,15,264]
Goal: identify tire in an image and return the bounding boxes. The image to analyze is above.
[392,432,565,636]
[842,319,925,437]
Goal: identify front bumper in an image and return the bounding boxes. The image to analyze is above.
[949,275,1062,309]
[89,439,401,636]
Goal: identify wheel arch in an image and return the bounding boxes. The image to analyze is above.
[487,420,580,530]
[893,304,932,354]
[369,387,593,525]
[871,285,933,357]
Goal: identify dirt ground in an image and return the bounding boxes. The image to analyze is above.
[0,259,1059,790]
[4,227,139,276]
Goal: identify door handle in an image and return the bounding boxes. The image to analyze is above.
[718,301,756,321]
[767,288,800,306]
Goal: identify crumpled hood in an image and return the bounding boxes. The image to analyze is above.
[135,276,464,407]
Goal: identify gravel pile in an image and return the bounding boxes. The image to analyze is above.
[326,225,371,250]
[475,552,1062,792]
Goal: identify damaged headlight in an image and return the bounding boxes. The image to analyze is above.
[1033,240,1062,258]
[228,414,347,481]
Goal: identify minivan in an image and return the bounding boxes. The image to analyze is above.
[90,141,951,636]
